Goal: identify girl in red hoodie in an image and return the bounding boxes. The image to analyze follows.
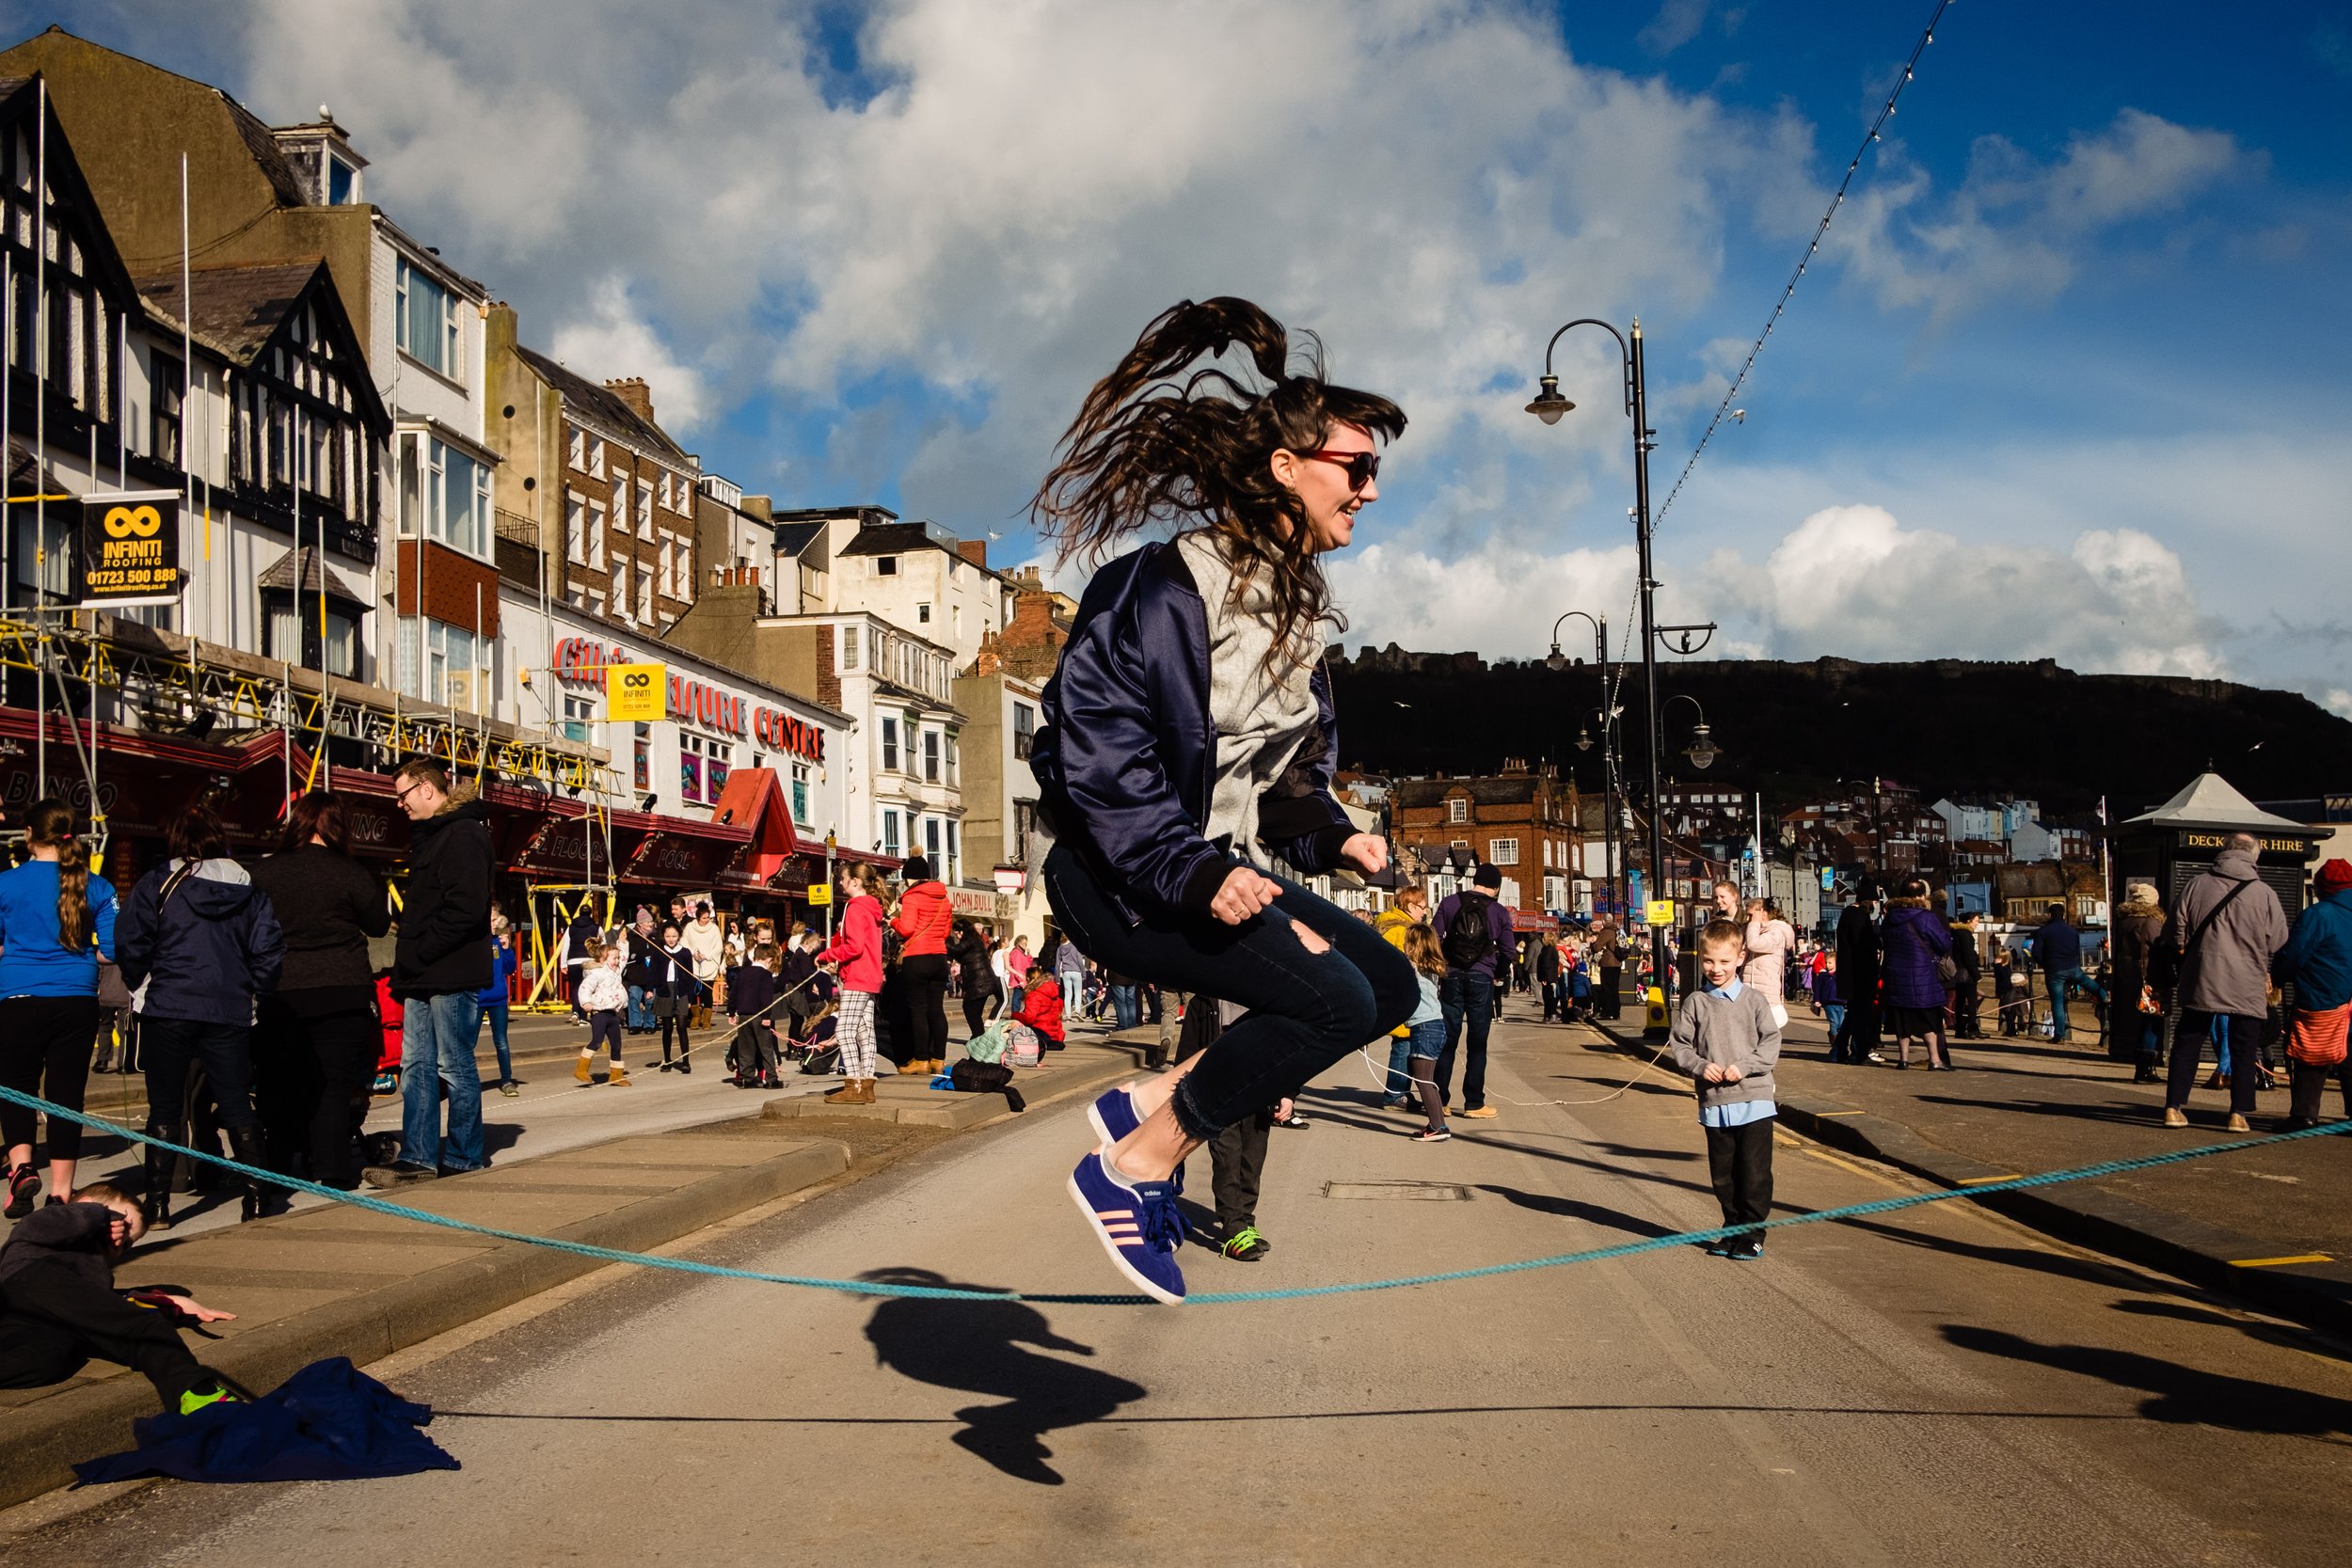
[817,863,888,1103]
[890,853,955,1075]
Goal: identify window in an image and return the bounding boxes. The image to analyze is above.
[952,605,961,639]
[916,602,931,625]
[882,810,901,858]
[875,556,898,576]
[636,564,654,622]
[326,153,357,205]
[588,437,606,478]
[658,471,672,513]
[150,351,183,467]
[393,258,459,378]
[637,479,653,538]
[612,475,628,536]
[945,731,959,785]
[1490,837,1519,866]
[568,429,584,470]
[1447,798,1468,824]
[611,561,627,615]
[263,594,359,678]
[946,821,960,884]
[881,717,898,772]
[1012,703,1035,760]
[923,728,940,783]
[840,624,859,670]
[925,816,942,860]
[681,733,731,805]
[1013,800,1036,864]
[397,433,492,558]
[790,761,811,825]
[396,617,488,710]
[658,537,673,598]
[565,492,587,563]
[588,501,607,568]
[633,722,651,792]
[560,692,596,745]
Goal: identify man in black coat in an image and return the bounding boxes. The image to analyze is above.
[1832,881,1883,1064]
[372,760,494,1185]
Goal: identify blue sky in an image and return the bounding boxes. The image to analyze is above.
[18,1,2352,708]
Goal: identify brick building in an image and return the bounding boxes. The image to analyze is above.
[1392,762,1578,926]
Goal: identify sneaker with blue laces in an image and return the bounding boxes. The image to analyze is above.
[1086,1085,1184,1196]
[1066,1148,1187,1304]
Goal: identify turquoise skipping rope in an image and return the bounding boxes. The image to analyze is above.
[2,1083,2344,1307]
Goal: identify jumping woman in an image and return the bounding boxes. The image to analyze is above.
[1030,297,1417,1303]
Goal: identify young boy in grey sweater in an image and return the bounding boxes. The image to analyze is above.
[1669,920,1783,1259]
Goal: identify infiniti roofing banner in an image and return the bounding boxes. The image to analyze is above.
[77,487,182,609]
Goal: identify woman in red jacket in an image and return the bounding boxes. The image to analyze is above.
[817,863,888,1104]
[1011,969,1065,1049]
[890,853,954,1075]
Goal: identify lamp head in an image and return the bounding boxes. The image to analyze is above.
[1685,723,1718,771]
[1575,726,1594,753]
[1546,643,1566,672]
[1524,374,1573,425]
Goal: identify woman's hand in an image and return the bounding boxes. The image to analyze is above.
[158,1292,235,1324]
[1210,867,1282,926]
[1338,833,1388,876]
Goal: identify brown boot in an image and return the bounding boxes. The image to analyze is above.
[926,1058,945,1074]
[852,1077,877,1103]
[823,1077,865,1104]
[609,1066,633,1086]
[897,1058,930,1075]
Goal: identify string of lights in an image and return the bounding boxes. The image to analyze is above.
[1650,0,1958,531]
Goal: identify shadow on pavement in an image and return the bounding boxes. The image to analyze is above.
[1910,1094,2185,1132]
[859,1267,1147,1485]
[1942,1324,2352,1441]
[1469,1184,1681,1240]
[1290,1102,1716,1196]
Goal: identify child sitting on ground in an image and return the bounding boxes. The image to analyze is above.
[0,1181,241,1413]
[1009,969,1065,1061]
[1398,925,1451,1142]
[1668,920,1782,1261]
[727,942,783,1089]
[575,942,631,1086]
[789,999,840,1063]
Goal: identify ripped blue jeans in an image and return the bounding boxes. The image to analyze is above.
[1042,845,1418,1140]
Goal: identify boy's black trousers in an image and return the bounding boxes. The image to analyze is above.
[1704,1117,1775,1239]
[0,1259,207,1408]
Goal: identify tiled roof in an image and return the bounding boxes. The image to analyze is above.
[772,521,825,560]
[513,344,691,467]
[134,260,322,363]
[1396,776,1545,809]
[835,522,946,559]
[256,546,368,604]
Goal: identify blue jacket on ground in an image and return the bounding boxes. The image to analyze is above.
[474,937,517,1008]
[116,858,284,1027]
[1031,541,1354,925]
[1880,902,1954,1010]
[0,859,117,997]
[2030,917,2082,974]
[2276,887,2352,1011]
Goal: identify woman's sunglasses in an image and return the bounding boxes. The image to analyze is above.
[1298,449,1380,492]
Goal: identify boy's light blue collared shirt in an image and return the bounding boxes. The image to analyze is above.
[1697,977,1774,1128]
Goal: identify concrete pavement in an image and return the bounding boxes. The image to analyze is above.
[14,1018,2349,1566]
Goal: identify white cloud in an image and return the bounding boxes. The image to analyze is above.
[548,277,709,431]
[2327,689,2352,720]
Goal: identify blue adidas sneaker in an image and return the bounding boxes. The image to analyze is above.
[1067,1148,1187,1304]
[1087,1085,1183,1196]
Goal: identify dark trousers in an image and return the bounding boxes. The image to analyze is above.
[0,996,99,1162]
[734,1020,779,1078]
[254,997,379,1188]
[1597,967,1622,1020]
[0,1259,207,1409]
[2169,1011,2265,1114]
[1209,1110,1272,1235]
[1042,845,1415,1141]
[2289,1062,2352,1125]
[962,984,999,1039]
[589,1010,624,1061]
[1704,1116,1775,1239]
[1437,969,1495,1111]
[899,955,949,1061]
[1831,994,1880,1063]
[141,1017,259,1132]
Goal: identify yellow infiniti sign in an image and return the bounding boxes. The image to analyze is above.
[605,663,665,722]
[103,504,164,538]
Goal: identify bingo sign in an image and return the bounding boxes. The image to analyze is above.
[606,663,666,722]
[78,489,181,609]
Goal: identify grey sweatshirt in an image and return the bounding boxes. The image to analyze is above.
[1176,531,1320,868]
[1667,984,1783,1111]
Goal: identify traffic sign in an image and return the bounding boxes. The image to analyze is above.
[806,883,833,906]
[1644,898,1677,927]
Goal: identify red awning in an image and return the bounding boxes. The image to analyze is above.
[707,767,799,880]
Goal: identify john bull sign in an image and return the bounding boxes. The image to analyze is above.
[78,489,181,609]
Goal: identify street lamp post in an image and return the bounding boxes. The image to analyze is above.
[1526,319,1664,932]
[1549,609,1618,920]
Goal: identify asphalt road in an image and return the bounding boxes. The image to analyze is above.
[11,1018,2351,1567]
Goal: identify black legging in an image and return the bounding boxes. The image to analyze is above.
[660,1006,692,1065]
[898,954,949,1061]
[0,996,98,1162]
[962,981,1000,1040]
[254,995,378,1188]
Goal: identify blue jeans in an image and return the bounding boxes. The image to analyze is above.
[1382,1031,1415,1098]
[2046,967,2103,1041]
[1059,969,1086,1022]
[401,992,485,1173]
[627,984,654,1032]
[1438,969,1495,1110]
[1042,845,1415,1140]
[481,1001,513,1083]
[1110,984,1140,1031]
[1822,1003,1848,1045]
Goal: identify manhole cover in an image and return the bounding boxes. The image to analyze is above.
[1323,1180,1473,1201]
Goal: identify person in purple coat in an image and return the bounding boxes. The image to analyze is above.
[1879,878,1955,1069]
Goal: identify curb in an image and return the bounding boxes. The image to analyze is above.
[761,1032,1153,1129]
[1581,1019,2352,1340]
[0,1136,849,1511]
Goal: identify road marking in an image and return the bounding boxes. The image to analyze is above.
[2228,1253,2331,1268]
[1813,1110,1867,1117]
[1957,1176,2023,1185]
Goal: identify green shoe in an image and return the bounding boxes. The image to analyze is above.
[177,1380,243,1418]
[1220,1226,1271,1262]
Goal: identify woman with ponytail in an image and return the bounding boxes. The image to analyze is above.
[0,800,120,1215]
[1029,299,1417,1303]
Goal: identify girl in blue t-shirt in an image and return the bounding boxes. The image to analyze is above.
[0,800,119,1215]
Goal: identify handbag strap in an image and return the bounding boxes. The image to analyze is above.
[2181,876,2254,963]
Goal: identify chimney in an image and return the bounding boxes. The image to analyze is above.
[604,376,655,424]
[740,494,772,522]
[957,539,988,570]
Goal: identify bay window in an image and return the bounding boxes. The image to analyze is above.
[398,431,492,559]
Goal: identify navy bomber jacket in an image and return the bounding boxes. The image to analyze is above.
[1031,540,1356,925]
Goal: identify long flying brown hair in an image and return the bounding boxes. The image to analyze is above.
[1029,298,1406,660]
[24,799,92,951]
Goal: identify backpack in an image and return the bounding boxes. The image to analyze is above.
[1442,892,1496,970]
[963,1022,1009,1065]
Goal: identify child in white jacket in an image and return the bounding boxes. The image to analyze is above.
[575,944,631,1085]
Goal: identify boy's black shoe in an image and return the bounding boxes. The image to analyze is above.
[1725,1238,1764,1261]
[1220,1226,1272,1262]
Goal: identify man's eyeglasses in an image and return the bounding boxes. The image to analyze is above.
[392,782,424,809]
[1298,449,1380,492]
